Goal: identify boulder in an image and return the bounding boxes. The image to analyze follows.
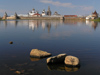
[64,56,80,67]
[46,53,67,64]
[15,71,21,74]
[9,41,13,44]
[30,49,51,58]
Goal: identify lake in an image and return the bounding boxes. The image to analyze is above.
[0,20,100,75]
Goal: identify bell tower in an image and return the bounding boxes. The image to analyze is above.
[47,6,51,16]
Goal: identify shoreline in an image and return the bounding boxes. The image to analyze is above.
[1,16,86,21]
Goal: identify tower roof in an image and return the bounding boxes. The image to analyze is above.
[48,6,50,11]
[33,8,35,10]
[92,10,98,14]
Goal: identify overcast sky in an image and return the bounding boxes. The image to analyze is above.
[0,0,99,16]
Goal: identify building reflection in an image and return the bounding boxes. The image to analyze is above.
[1,20,99,31]
[3,21,7,27]
[8,20,18,27]
[3,20,18,28]
[91,21,98,30]
[63,20,86,26]
[28,20,63,32]
[86,20,98,30]
[46,21,51,33]
[64,20,77,25]
[41,20,46,30]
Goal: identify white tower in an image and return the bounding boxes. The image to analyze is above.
[29,8,36,16]
[42,9,46,16]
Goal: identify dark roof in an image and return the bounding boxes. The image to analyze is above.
[92,11,98,14]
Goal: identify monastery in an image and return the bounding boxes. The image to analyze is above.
[28,6,52,17]
[86,10,98,20]
[2,6,64,20]
[2,6,97,20]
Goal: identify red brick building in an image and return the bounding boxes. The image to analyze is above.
[64,15,77,17]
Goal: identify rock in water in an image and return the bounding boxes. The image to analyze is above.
[64,56,80,67]
[30,49,51,58]
[46,53,67,64]
[9,41,13,44]
[15,71,21,74]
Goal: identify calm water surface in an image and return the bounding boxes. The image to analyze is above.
[0,20,100,75]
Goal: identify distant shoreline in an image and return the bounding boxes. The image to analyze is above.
[1,16,86,21]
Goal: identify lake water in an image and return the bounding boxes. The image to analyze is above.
[0,20,100,75]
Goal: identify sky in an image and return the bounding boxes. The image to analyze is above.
[0,0,100,16]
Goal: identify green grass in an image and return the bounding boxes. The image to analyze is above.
[91,18,100,21]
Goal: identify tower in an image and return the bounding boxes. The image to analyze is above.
[42,9,46,16]
[14,12,18,19]
[2,12,8,20]
[47,6,51,16]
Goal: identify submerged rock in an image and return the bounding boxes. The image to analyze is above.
[64,55,80,67]
[30,57,41,61]
[15,71,21,74]
[30,49,51,58]
[46,53,67,64]
[15,70,24,74]
[9,41,13,44]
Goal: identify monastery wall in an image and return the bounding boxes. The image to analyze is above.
[19,16,64,20]
[64,17,86,20]
[6,16,17,20]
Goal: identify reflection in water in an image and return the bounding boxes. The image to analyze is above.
[64,20,78,25]
[28,20,63,32]
[3,21,7,27]
[2,20,18,27]
[30,57,41,61]
[92,21,98,30]
[63,20,86,26]
[46,22,51,33]
[86,20,98,30]
[29,20,41,31]
[1,20,99,31]
[47,64,80,72]
[41,20,46,30]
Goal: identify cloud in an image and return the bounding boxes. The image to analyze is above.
[82,6,94,11]
[40,0,76,8]
[40,0,94,11]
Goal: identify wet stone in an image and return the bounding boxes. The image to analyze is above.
[15,71,21,74]
[64,55,80,67]
[30,49,51,58]
[9,41,13,44]
[46,53,67,64]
